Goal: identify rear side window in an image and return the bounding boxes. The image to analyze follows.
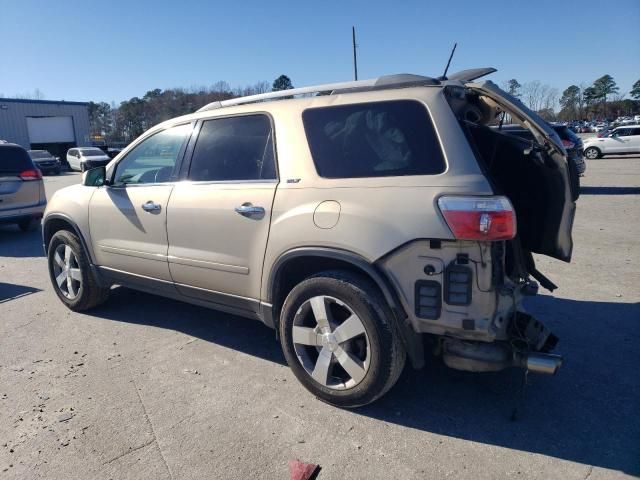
[302,100,446,178]
[188,115,276,181]
[0,146,34,173]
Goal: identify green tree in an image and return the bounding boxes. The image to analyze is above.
[558,85,580,120]
[506,79,521,98]
[87,101,112,137]
[593,74,619,118]
[272,75,294,92]
[630,79,640,100]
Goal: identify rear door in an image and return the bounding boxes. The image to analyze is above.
[166,114,278,310]
[467,81,575,261]
[89,124,192,283]
[0,146,41,214]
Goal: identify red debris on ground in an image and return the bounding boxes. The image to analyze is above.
[288,459,320,480]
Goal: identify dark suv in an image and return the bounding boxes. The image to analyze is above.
[497,123,586,175]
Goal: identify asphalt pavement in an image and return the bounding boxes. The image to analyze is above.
[1,156,639,479]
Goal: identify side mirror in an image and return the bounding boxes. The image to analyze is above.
[82,166,108,186]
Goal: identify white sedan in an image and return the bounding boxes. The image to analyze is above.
[583,125,640,159]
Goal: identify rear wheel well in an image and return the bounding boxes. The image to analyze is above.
[269,252,424,369]
[271,256,388,327]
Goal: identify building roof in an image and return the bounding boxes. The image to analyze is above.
[0,98,89,106]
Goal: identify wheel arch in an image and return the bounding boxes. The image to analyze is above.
[42,214,96,264]
[267,247,424,369]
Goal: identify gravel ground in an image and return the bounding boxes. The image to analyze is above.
[0,156,639,479]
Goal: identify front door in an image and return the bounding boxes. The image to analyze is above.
[166,114,278,311]
[89,123,192,282]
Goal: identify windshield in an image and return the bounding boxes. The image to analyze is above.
[29,150,52,159]
[80,149,106,157]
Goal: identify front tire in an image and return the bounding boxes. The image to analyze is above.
[279,271,406,408]
[584,147,601,159]
[47,230,110,311]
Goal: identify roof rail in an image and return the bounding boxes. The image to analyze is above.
[196,74,439,112]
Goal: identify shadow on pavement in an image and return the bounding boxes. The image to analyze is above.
[0,282,42,303]
[93,286,285,366]
[359,295,640,475]
[580,186,640,195]
[91,287,640,475]
[0,225,44,258]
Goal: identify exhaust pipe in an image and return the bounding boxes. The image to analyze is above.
[523,353,563,375]
[442,339,563,375]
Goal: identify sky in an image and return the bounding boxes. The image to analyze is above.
[1,0,639,105]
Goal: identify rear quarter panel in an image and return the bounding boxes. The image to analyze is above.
[261,87,493,300]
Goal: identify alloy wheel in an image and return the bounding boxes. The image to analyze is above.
[585,148,599,159]
[292,295,370,390]
[52,244,82,300]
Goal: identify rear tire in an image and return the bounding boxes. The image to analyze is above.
[47,230,110,311]
[279,270,406,408]
[584,147,601,159]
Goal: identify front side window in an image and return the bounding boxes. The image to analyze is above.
[302,100,446,178]
[188,114,276,182]
[113,124,191,185]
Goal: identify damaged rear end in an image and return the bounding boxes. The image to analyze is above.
[380,73,576,376]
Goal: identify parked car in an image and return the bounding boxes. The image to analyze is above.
[106,147,123,159]
[43,68,574,406]
[0,143,46,231]
[498,122,586,180]
[583,125,640,159]
[28,150,61,175]
[66,147,111,172]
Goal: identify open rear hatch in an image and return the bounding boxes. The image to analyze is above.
[459,80,576,263]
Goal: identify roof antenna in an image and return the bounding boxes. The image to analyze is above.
[441,42,457,80]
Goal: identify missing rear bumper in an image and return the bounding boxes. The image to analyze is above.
[441,312,562,375]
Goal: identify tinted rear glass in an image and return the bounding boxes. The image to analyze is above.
[81,149,106,156]
[29,151,52,159]
[302,100,446,178]
[0,146,34,172]
[553,125,580,143]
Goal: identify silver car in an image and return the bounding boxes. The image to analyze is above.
[43,68,575,406]
[0,143,46,231]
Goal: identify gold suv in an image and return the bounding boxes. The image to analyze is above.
[43,68,576,407]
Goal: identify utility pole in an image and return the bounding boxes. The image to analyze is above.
[352,26,358,81]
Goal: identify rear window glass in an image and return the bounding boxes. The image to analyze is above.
[81,149,105,156]
[302,100,446,178]
[0,146,34,172]
[553,126,580,143]
[29,151,51,159]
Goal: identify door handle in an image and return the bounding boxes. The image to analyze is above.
[235,203,265,218]
[142,201,161,212]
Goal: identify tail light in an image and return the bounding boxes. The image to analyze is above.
[438,196,516,241]
[19,169,43,180]
[561,139,575,149]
